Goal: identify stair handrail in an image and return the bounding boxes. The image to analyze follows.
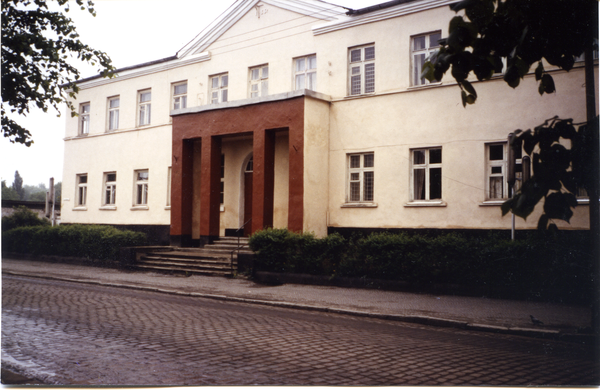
[230,218,252,274]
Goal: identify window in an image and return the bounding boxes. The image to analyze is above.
[103,172,117,206]
[347,153,374,202]
[486,143,507,200]
[295,55,317,90]
[76,174,87,206]
[220,154,225,205]
[173,82,187,110]
[107,97,119,131]
[412,31,441,86]
[138,90,151,126]
[348,45,375,95]
[249,65,268,98]
[411,148,442,201]
[134,170,149,206]
[210,73,228,104]
[79,103,90,135]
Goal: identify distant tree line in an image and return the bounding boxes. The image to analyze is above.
[1,170,61,203]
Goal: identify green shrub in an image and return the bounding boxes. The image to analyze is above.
[1,206,50,231]
[2,224,147,261]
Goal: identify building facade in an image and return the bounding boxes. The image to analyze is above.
[61,0,597,246]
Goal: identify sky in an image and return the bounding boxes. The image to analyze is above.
[1,0,384,188]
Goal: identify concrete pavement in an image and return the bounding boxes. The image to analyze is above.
[1,257,594,342]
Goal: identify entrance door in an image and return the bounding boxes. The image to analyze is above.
[243,157,253,237]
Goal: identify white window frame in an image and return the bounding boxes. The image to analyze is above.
[410,147,442,202]
[76,174,87,207]
[172,82,187,110]
[411,31,442,86]
[249,64,269,98]
[107,96,119,131]
[133,169,149,206]
[103,172,117,206]
[485,143,508,200]
[347,153,374,203]
[138,90,151,126]
[294,55,317,91]
[348,45,375,96]
[210,73,229,104]
[79,103,90,135]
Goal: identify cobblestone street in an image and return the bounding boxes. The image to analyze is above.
[2,275,598,386]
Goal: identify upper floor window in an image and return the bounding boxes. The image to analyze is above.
[295,55,316,91]
[107,96,119,131]
[348,153,374,202]
[348,45,375,96]
[79,103,90,135]
[411,148,442,201]
[138,90,151,126]
[76,174,87,206]
[134,169,149,206]
[103,172,117,206]
[412,31,441,86]
[173,82,187,110]
[249,65,268,98]
[210,73,228,104]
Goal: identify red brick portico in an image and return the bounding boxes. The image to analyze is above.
[170,95,305,247]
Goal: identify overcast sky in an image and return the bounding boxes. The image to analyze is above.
[1,0,383,187]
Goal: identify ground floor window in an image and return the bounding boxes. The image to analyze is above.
[76,174,87,206]
[411,148,442,201]
[347,153,374,202]
[134,170,149,206]
[103,172,117,205]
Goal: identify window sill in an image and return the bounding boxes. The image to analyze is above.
[344,92,376,100]
[407,81,443,90]
[479,200,506,207]
[72,207,87,211]
[99,206,117,211]
[577,198,590,205]
[341,202,378,208]
[131,205,149,211]
[404,201,447,207]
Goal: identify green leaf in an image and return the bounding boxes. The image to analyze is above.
[544,192,574,223]
[537,214,549,230]
[461,80,477,98]
[534,61,544,81]
[540,74,556,94]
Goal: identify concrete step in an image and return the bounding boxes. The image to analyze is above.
[136,263,233,277]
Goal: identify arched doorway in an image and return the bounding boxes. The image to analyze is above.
[243,155,253,236]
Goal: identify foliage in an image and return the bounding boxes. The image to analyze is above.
[501,117,597,228]
[1,180,19,200]
[1,205,50,231]
[2,224,147,261]
[13,170,24,200]
[249,229,593,303]
[422,0,598,106]
[1,0,115,146]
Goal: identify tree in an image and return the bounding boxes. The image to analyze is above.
[12,170,24,200]
[1,0,115,146]
[1,180,19,200]
[423,0,599,334]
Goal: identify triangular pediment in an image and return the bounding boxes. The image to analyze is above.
[177,0,349,59]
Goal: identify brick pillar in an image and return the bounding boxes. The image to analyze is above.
[199,136,221,245]
[251,129,275,234]
[170,139,194,247]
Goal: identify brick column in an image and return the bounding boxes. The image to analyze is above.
[251,129,275,234]
[170,139,194,247]
[199,136,221,245]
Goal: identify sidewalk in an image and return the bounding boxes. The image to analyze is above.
[2,257,594,342]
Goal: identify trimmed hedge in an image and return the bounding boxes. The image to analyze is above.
[249,228,593,303]
[2,224,147,261]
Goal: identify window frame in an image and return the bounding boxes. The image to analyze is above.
[107,96,120,131]
[294,55,317,91]
[249,64,269,98]
[76,174,88,207]
[346,152,375,203]
[410,147,443,202]
[411,31,442,86]
[172,81,188,110]
[209,73,229,104]
[79,103,90,135]
[348,44,375,96]
[133,169,149,207]
[485,142,508,201]
[138,89,152,126]
[102,172,117,207]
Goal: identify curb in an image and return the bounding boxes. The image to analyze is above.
[3,270,594,344]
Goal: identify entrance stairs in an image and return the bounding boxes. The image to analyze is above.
[136,237,252,277]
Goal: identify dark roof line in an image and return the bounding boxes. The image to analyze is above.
[72,55,178,85]
[346,0,418,15]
